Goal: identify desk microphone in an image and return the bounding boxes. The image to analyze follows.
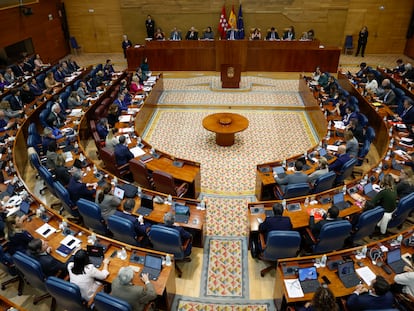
[369,247,383,266]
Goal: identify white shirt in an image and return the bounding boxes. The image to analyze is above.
[68,262,109,300]
[394,271,414,296]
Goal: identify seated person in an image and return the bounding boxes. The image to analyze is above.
[140,57,150,75]
[328,145,351,173]
[5,215,33,255]
[27,238,67,277]
[395,97,414,125]
[67,249,110,301]
[154,28,165,40]
[309,205,340,239]
[401,63,414,82]
[274,160,308,192]
[41,127,58,152]
[250,28,261,40]
[0,110,16,132]
[354,62,370,82]
[0,100,22,119]
[46,140,58,170]
[347,118,365,144]
[44,71,59,90]
[77,81,89,101]
[393,265,414,297]
[346,276,394,310]
[96,117,109,140]
[283,26,295,40]
[226,27,239,40]
[105,128,119,152]
[4,68,15,84]
[107,103,120,128]
[114,93,129,112]
[162,212,192,256]
[28,78,44,96]
[67,170,97,203]
[85,75,98,93]
[201,26,214,40]
[266,27,280,40]
[103,59,115,74]
[0,73,10,91]
[297,287,338,311]
[129,76,143,94]
[34,53,49,70]
[377,81,396,106]
[185,26,198,40]
[169,27,182,40]
[342,105,358,126]
[259,203,292,241]
[54,66,66,83]
[67,91,82,109]
[114,135,134,166]
[66,56,80,72]
[46,103,65,128]
[394,58,405,73]
[361,73,378,95]
[344,130,359,158]
[392,167,414,199]
[20,83,35,104]
[8,89,24,111]
[95,182,121,221]
[55,154,72,187]
[61,61,72,76]
[115,198,151,247]
[111,267,157,311]
[307,157,329,185]
[136,67,147,84]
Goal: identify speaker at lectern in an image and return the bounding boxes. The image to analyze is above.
[220,64,241,88]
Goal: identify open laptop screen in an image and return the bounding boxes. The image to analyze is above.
[113,187,125,200]
[387,248,401,264]
[338,261,355,276]
[333,192,344,204]
[145,254,162,270]
[298,267,317,282]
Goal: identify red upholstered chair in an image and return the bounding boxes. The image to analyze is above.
[129,159,154,189]
[99,147,130,178]
[152,170,188,197]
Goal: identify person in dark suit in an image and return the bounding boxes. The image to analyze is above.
[14,61,26,77]
[328,145,351,173]
[6,215,33,255]
[145,15,155,38]
[169,27,182,40]
[54,66,66,83]
[283,26,295,40]
[27,238,67,277]
[114,135,134,166]
[28,78,44,96]
[46,103,65,128]
[96,118,109,140]
[20,83,35,105]
[259,203,292,241]
[226,27,239,40]
[378,80,396,106]
[22,56,34,73]
[8,89,24,111]
[67,170,96,203]
[185,26,198,40]
[355,26,368,57]
[266,27,280,40]
[162,212,192,256]
[396,97,414,125]
[122,35,132,58]
[309,205,340,238]
[346,276,394,310]
[275,160,308,192]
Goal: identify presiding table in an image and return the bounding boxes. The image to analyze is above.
[202,112,249,146]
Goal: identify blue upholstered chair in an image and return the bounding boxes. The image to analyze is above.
[393,88,406,115]
[365,126,375,143]
[312,171,336,194]
[306,220,352,254]
[107,214,141,246]
[0,245,19,290]
[152,170,188,197]
[387,192,414,231]
[356,140,371,166]
[357,113,368,127]
[70,37,82,55]
[94,292,132,311]
[39,108,50,128]
[53,181,79,218]
[149,225,191,278]
[350,207,384,243]
[274,182,310,199]
[77,198,109,235]
[12,251,51,304]
[258,231,301,277]
[38,165,56,197]
[335,158,357,185]
[36,73,46,90]
[45,276,88,310]
[344,35,353,54]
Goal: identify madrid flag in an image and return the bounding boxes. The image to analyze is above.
[218,5,228,39]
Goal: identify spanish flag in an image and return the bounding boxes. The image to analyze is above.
[228,5,237,29]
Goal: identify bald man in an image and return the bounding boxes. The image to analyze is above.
[328,145,351,173]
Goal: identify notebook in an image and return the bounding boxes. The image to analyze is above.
[298,267,320,293]
[87,245,104,268]
[363,183,378,199]
[387,248,406,274]
[333,192,351,210]
[15,200,31,218]
[141,254,162,281]
[113,187,125,200]
[137,194,154,216]
[338,261,360,288]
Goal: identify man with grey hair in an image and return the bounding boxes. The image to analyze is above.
[67,169,97,203]
[46,102,65,128]
[162,212,192,256]
[111,267,157,311]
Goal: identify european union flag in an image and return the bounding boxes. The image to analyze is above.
[237,4,244,39]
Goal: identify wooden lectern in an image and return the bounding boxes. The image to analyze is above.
[220,64,241,88]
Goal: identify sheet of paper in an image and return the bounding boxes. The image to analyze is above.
[118,127,134,134]
[326,145,338,152]
[60,235,81,249]
[356,266,376,286]
[130,146,146,158]
[284,279,304,298]
[35,223,56,238]
[119,115,132,123]
[69,109,83,117]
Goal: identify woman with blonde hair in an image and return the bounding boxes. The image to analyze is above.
[395,167,414,199]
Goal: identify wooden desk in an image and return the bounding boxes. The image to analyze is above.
[202,113,249,146]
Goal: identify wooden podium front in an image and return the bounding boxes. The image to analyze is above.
[220,64,241,88]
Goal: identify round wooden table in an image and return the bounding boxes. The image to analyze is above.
[202,113,249,146]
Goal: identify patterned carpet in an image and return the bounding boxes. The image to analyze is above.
[175,297,274,311]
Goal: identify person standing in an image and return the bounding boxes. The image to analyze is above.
[355,26,368,57]
[145,15,155,39]
[122,35,132,58]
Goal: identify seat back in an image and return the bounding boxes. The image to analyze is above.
[45,276,85,310]
[262,231,301,262]
[312,171,336,194]
[149,225,184,260]
[77,198,108,235]
[352,207,385,242]
[99,147,127,177]
[313,220,352,253]
[335,158,357,184]
[365,126,375,143]
[53,181,77,217]
[12,251,46,291]
[36,73,46,89]
[129,159,152,188]
[387,192,414,229]
[38,165,56,196]
[39,109,50,128]
[152,170,177,196]
[94,292,132,311]
[344,35,353,53]
[29,151,42,171]
[282,183,310,199]
[358,113,368,127]
[70,37,80,49]
[27,134,42,154]
[107,215,140,246]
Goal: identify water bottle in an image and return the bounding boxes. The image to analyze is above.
[389,138,394,148]
[342,185,347,195]
[282,159,286,168]
[137,186,142,197]
[93,164,98,175]
[397,234,403,245]
[304,197,309,208]
[320,255,327,267]
[361,246,367,258]
[165,254,172,266]
[282,199,287,210]
[385,150,391,161]
[119,247,127,260]
[200,199,206,210]
[304,151,308,160]
[167,194,172,205]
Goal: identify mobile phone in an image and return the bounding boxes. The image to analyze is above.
[110,250,118,258]
[322,275,331,285]
[67,239,75,246]
[43,228,51,235]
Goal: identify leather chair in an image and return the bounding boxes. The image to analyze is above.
[344,35,353,54]
[107,215,141,246]
[306,220,352,254]
[387,192,414,231]
[69,36,82,55]
[149,225,191,277]
[393,87,406,115]
[99,147,130,179]
[335,158,357,185]
[77,198,109,235]
[312,171,336,194]
[45,276,89,311]
[357,113,368,127]
[94,292,132,311]
[152,170,188,198]
[53,181,80,218]
[258,231,301,277]
[28,123,43,151]
[365,126,375,143]
[12,251,51,304]
[38,165,56,197]
[36,73,46,89]
[129,159,154,189]
[274,182,310,199]
[73,79,81,92]
[350,206,384,243]
[356,140,371,166]
[0,244,19,290]
[27,134,42,155]
[39,108,50,128]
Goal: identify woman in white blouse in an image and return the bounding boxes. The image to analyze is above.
[67,249,110,300]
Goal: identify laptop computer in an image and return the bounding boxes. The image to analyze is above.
[287,203,301,212]
[141,254,163,281]
[333,192,351,210]
[318,148,333,161]
[387,248,406,274]
[87,245,104,268]
[174,203,190,224]
[337,261,360,288]
[273,166,286,179]
[15,200,31,218]
[363,183,378,199]
[113,186,125,200]
[137,194,154,216]
[298,266,320,294]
